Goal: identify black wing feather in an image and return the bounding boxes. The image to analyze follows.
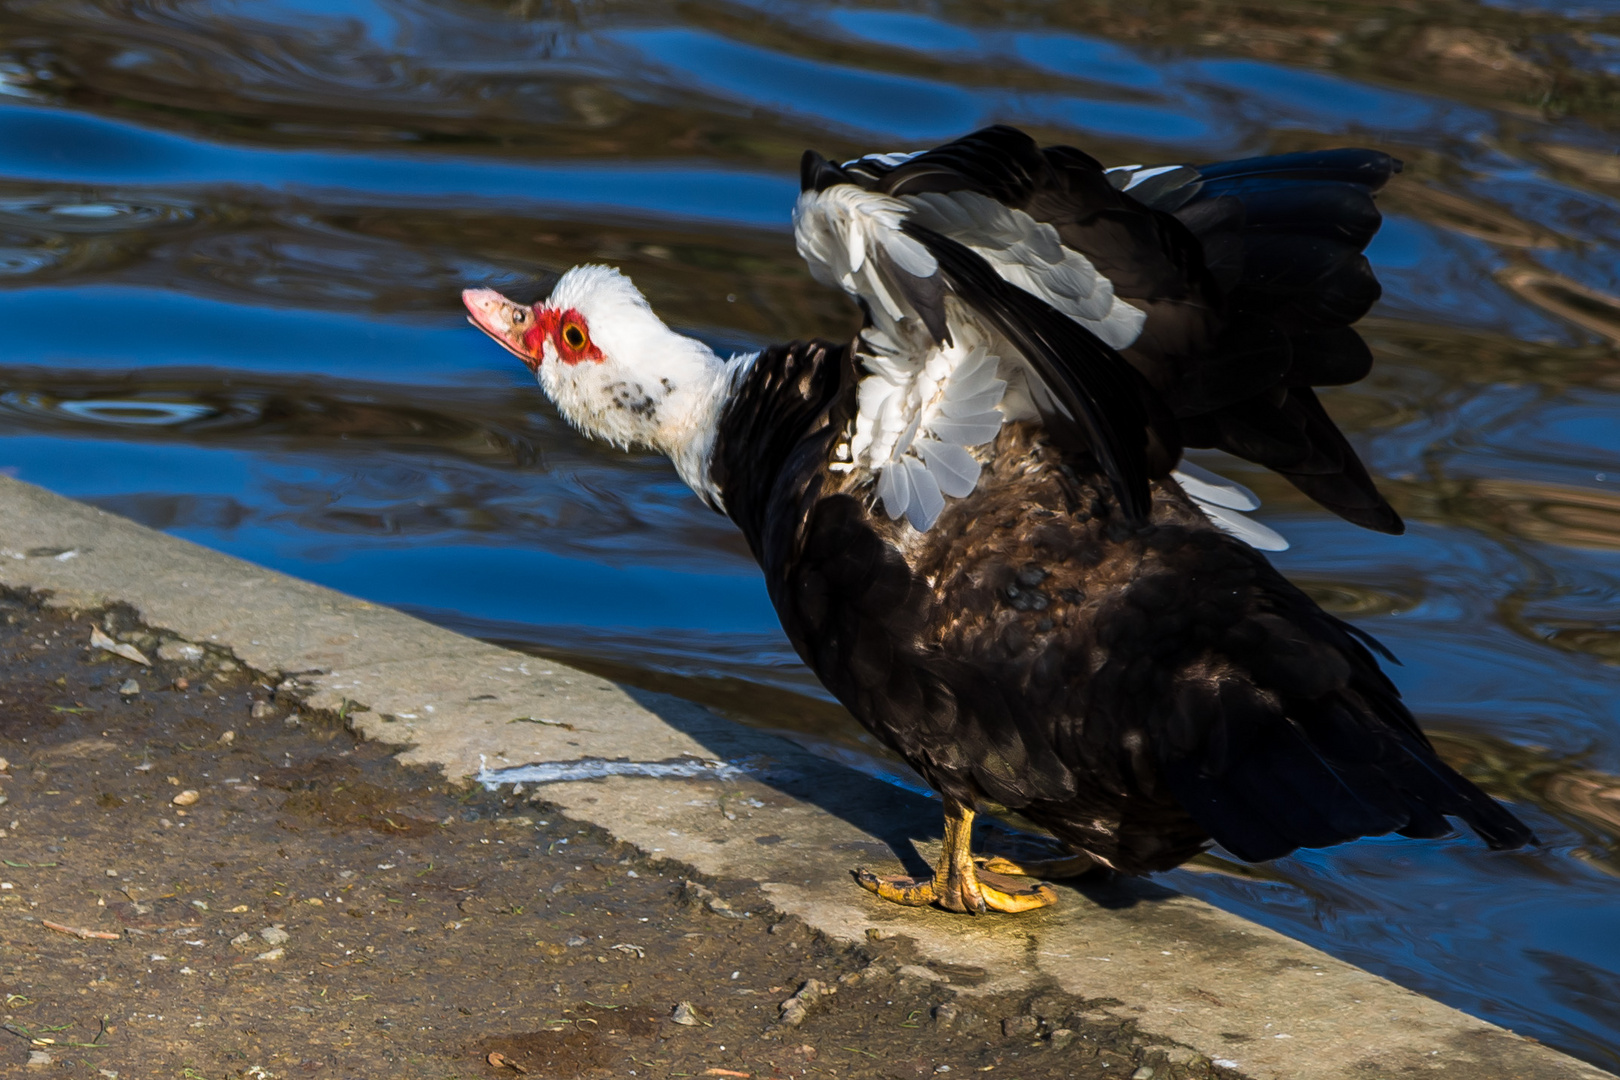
[1196,148,1401,190]
[1167,148,1405,533]
[878,124,1057,202]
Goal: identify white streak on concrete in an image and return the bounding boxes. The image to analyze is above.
[477,756,746,789]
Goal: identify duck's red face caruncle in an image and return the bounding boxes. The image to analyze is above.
[461,288,604,371]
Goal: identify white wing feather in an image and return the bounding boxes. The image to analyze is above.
[1106,163,1182,191]
[1173,462,1288,551]
[794,187,934,335]
[914,438,981,497]
[845,150,926,169]
[1172,461,1260,511]
[904,190,1146,349]
[903,457,945,527]
[1194,502,1290,552]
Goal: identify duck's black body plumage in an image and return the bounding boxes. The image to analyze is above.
[711,127,1532,873]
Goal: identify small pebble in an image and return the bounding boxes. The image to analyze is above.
[932,1003,959,1027]
[259,926,289,946]
[0,757,9,771]
[250,701,277,720]
[231,933,252,947]
[118,679,139,697]
[1002,1015,1039,1037]
[218,730,235,745]
[255,948,284,962]
[156,640,204,663]
[670,1001,702,1026]
[779,978,831,1027]
[1131,1069,1155,1080]
[27,1049,52,1066]
[565,935,587,947]
[157,637,204,663]
[105,869,118,878]
[171,790,200,807]
[681,879,742,918]
[1049,1028,1076,1050]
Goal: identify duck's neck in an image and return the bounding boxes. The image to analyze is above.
[658,346,758,511]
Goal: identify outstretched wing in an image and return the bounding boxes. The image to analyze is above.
[799,125,1400,541]
[796,144,1165,529]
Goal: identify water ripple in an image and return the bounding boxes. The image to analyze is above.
[0,193,197,230]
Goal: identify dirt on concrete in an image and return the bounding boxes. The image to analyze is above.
[0,590,1228,1080]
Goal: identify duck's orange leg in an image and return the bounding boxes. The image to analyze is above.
[854,803,1058,914]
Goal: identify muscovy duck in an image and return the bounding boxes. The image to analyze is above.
[463,125,1533,915]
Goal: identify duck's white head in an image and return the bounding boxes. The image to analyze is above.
[462,265,737,504]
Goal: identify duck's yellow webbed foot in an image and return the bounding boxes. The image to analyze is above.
[854,805,1058,914]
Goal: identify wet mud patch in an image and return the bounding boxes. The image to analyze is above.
[0,592,1231,1079]
[270,772,441,837]
[480,1019,619,1074]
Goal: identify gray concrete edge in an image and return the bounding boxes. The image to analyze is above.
[0,474,1603,1080]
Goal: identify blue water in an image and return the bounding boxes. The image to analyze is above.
[1,0,1619,1066]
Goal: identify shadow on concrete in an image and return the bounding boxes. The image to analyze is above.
[618,684,1175,909]
[619,684,940,879]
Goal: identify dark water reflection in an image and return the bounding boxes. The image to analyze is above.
[2,0,1620,1065]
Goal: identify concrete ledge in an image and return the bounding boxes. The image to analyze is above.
[0,474,1607,1080]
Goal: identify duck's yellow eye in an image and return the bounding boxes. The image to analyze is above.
[562,323,587,350]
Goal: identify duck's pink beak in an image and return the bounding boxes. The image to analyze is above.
[462,288,542,371]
